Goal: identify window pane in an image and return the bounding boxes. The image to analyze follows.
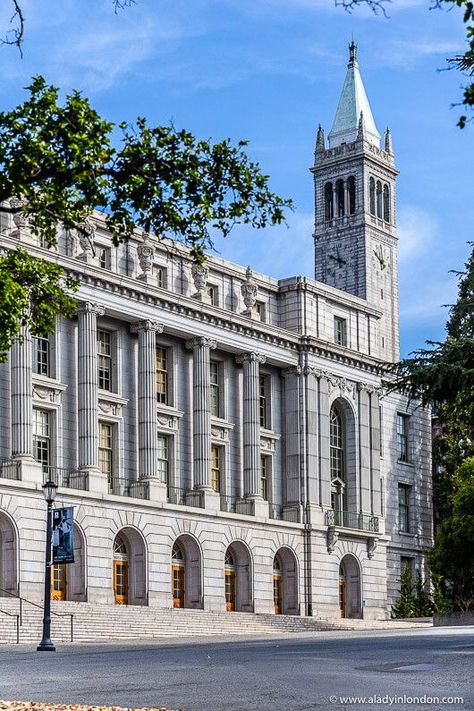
[97,330,112,391]
[33,409,50,467]
[156,346,168,404]
[157,434,169,483]
[259,375,269,428]
[211,445,221,492]
[210,361,220,417]
[33,336,50,376]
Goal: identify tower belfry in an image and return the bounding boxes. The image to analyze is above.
[312,43,400,361]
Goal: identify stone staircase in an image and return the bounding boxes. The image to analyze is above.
[0,598,430,645]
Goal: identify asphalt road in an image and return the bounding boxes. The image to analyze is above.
[0,627,472,711]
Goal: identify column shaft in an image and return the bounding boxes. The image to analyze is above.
[78,303,104,469]
[239,352,265,498]
[188,337,216,489]
[11,326,33,458]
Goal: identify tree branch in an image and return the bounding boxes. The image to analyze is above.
[0,0,25,56]
[335,0,391,16]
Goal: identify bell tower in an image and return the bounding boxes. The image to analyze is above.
[312,42,400,361]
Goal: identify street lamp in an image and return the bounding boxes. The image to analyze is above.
[37,479,57,652]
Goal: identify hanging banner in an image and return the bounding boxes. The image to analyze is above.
[52,506,74,564]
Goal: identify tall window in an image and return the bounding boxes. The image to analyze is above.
[99,422,113,484]
[157,434,169,484]
[97,330,112,391]
[376,180,382,218]
[383,184,390,222]
[33,336,50,376]
[33,409,51,468]
[211,445,221,493]
[260,455,270,500]
[208,284,219,306]
[330,406,345,511]
[255,301,266,323]
[156,346,168,405]
[369,177,375,215]
[334,316,347,347]
[397,414,409,462]
[398,484,411,533]
[347,176,356,215]
[210,361,221,418]
[97,246,111,270]
[330,406,344,482]
[336,179,345,217]
[259,374,270,429]
[324,182,333,221]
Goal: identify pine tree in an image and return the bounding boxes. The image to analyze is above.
[391,567,416,618]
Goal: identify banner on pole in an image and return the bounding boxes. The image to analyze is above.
[52,506,74,564]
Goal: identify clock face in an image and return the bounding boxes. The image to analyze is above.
[324,241,354,287]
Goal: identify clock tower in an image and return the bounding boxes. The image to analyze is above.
[312,42,400,361]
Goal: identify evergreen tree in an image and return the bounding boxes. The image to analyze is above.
[391,567,416,618]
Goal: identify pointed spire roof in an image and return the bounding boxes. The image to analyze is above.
[328,41,380,149]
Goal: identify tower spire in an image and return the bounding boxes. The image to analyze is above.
[327,42,380,149]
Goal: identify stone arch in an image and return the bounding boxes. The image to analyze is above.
[0,510,18,596]
[224,540,253,612]
[329,396,358,514]
[171,534,203,609]
[113,526,147,606]
[339,553,362,619]
[67,522,87,601]
[324,182,333,221]
[273,546,299,616]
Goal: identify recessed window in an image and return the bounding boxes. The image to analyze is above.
[398,483,411,533]
[259,374,270,429]
[210,360,222,418]
[33,336,50,377]
[400,555,413,575]
[157,434,169,484]
[347,176,356,215]
[336,179,345,217]
[369,177,375,215]
[97,246,111,270]
[156,346,169,405]
[33,408,51,469]
[97,330,112,391]
[334,316,347,347]
[324,182,334,221]
[156,266,167,289]
[211,445,222,493]
[260,455,271,501]
[397,413,409,462]
[376,180,383,219]
[255,301,267,323]
[99,422,113,485]
[208,284,219,306]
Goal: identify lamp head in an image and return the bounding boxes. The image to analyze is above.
[42,480,57,504]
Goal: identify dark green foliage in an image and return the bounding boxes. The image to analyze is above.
[0,77,292,264]
[0,248,78,362]
[391,567,415,618]
[429,458,474,611]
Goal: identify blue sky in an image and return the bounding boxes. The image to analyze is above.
[0,0,471,356]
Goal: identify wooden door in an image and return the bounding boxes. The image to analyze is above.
[339,579,346,618]
[273,574,282,615]
[225,569,235,611]
[114,560,128,605]
[51,564,66,601]
[172,565,185,608]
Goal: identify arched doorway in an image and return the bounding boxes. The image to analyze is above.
[224,542,253,613]
[51,523,86,602]
[339,554,362,619]
[273,547,299,615]
[0,512,18,597]
[113,528,147,606]
[171,535,202,609]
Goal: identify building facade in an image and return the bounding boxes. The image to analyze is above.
[0,45,432,620]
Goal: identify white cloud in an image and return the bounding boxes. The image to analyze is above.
[397,204,437,262]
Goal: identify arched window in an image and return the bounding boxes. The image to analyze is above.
[347,176,356,215]
[324,182,333,221]
[330,407,344,482]
[369,177,375,215]
[114,535,128,559]
[225,550,234,568]
[376,180,382,219]
[336,179,345,217]
[383,184,390,222]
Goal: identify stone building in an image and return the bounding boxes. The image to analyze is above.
[0,44,432,621]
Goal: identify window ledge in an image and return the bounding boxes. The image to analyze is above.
[210,416,234,430]
[98,390,128,406]
[397,460,414,468]
[157,403,184,419]
[260,428,281,441]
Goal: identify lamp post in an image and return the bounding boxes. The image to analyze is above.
[37,479,57,652]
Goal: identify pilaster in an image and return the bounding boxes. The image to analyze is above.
[11,326,33,460]
[236,352,266,506]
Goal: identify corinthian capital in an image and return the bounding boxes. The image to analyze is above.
[235,352,266,366]
[130,320,165,335]
[77,301,106,317]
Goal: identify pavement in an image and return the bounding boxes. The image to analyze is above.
[0,627,472,711]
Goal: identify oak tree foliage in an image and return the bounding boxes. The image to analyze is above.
[0,77,291,358]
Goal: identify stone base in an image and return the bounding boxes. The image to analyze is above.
[196,488,220,512]
[249,496,269,518]
[192,292,211,305]
[86,469,109,495]
[137,478,167,503]
[18,459,43,486]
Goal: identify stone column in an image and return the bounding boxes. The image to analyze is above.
[186,336,218,509]
[131,320,166,502]
[77,302,106,492]
[357,383,372,514]
[236,352,266,508]
[11,326,33,459]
